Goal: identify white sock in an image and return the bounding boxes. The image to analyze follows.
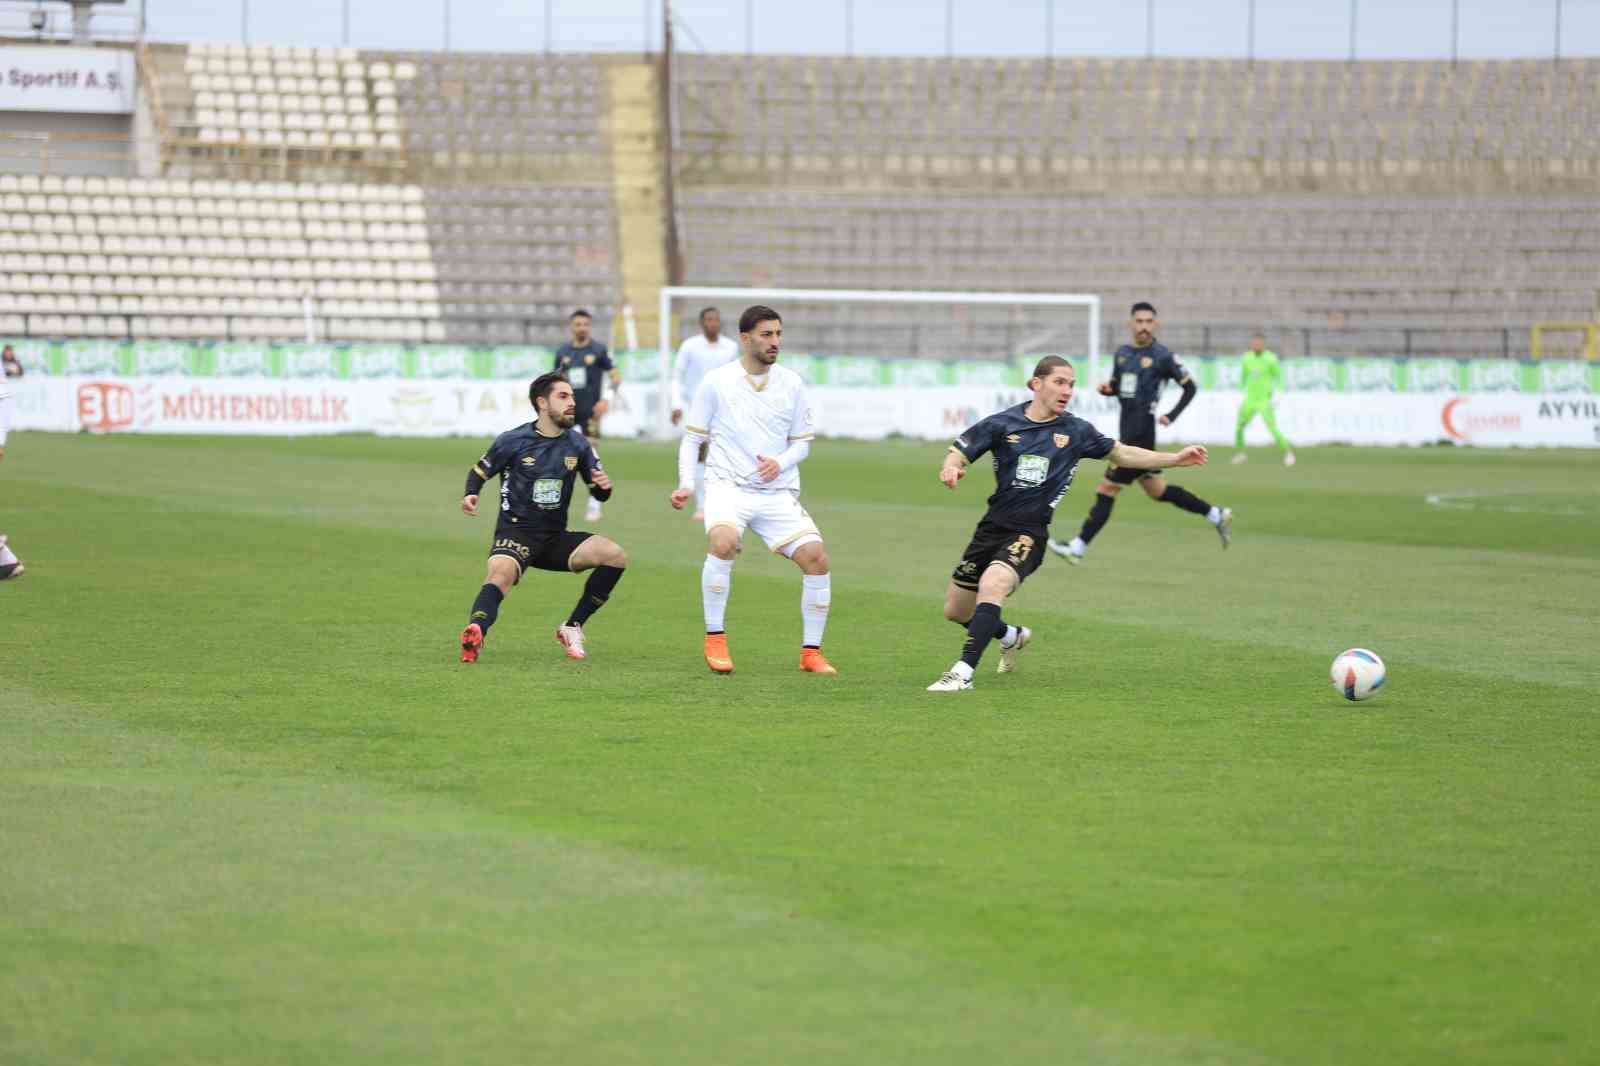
[1206,506,1221,524]
[1069,537,1086,553]
[801,573,830,647]
[999,624,1019,649]
[0,545,16,566]
[694,461,706,510]
[702,554,733,632]
[950,661,974,680]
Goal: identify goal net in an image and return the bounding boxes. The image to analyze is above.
[651,287,1101,440]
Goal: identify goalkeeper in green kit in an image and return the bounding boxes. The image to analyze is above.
[1232,333,1295,466]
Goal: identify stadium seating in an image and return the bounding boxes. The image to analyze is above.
[672,56,1600,357]
[0,173,442,341]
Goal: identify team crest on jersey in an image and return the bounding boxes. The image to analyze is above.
[564,455,578,470]
[583,353,596,365]
[1053,433,1070,448]
[1005,433,1021,443]
[1141,356,1153,369]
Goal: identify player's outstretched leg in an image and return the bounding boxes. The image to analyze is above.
[1146,477,1233,549]
[929,567,1015,691]
[702,526,737,674]
[946,607,1027,675]
[791,541,836,675]
[1049,486,1116,565]
[0,534,24,580]
[461,555,519,663]
[556,536,628,661]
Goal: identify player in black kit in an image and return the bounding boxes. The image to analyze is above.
[927,356,1209,691]
[458,371,628,664]
[554,309,620,522]
[1048,302,1232,565]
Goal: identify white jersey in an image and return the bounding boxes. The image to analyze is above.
[685,360,814,493]
[671,334,740,410]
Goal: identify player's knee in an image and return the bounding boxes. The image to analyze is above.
[598,539,627,568]
[1142,479,1166,499]
[1098,482,1121,496]
[795,546,828,575]
[707,528,739,559]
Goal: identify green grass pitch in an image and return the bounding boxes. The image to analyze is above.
[2,432,1597,1065]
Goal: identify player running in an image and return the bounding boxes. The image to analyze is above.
[458,372,628,664]
[553,309,620,522]
[1232,332,1295,466]
[929,356,1208,691]
[669,304,836,677]
[1048,302,1231,565]
[669,306,741,521]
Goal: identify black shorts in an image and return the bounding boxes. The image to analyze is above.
[576,406,600,439]
[489,521,594,581]
[1106,424,1157,484]
[951,520,1049,590]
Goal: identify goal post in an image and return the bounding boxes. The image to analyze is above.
[655,286,1102,438]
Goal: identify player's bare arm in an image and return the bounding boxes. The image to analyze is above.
[940,448,969,488]
[1107,442,1209,469]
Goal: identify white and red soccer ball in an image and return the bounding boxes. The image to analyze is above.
[1330,648,1386,702]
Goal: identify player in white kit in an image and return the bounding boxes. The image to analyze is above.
[669,305,836,676]
[669,307,741,520]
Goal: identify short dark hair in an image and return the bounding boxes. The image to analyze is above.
[739,305,781,334]
[1130,301,1157,317]
[529,371,569,410]
[698,306,719,322]
[1029,355,1073,384]
[569,309,592,322]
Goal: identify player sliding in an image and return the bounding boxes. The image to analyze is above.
[1048,302,1231,565]
[669,305,836,676]
[457,372,628,664]
[929,356,1208,692]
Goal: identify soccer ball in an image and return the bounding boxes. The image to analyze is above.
[1330,648,1386,702]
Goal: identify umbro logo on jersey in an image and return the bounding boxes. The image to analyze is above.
[1005,434,1021,443]
[520,457,537,465]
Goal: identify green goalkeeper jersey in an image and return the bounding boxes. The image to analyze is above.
[1239,349,1282,403]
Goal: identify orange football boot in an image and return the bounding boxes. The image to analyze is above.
[799,648,837,675]
[704,633,734,674]
[460,623,483,663]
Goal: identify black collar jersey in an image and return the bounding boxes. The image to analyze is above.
[472,423,604,531]
[1110,341,1191,440]
[953,403,1116,529]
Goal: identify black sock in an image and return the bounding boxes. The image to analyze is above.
[950,612,1011,638]
[960,602,1004,669]
[567,565,624,628]
[469,583,504,636]
[1079,492,1116,544]
[0,563,18,579]
[1159,484,1212,516]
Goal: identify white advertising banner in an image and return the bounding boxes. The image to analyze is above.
[7,378,1599,448]
[0,46,137,114]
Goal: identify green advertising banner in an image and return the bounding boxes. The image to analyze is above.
[1,339,1595,394]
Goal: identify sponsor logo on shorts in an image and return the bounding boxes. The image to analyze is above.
[492,537,531,560]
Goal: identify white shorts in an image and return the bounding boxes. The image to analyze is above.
[704,481,821,557]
